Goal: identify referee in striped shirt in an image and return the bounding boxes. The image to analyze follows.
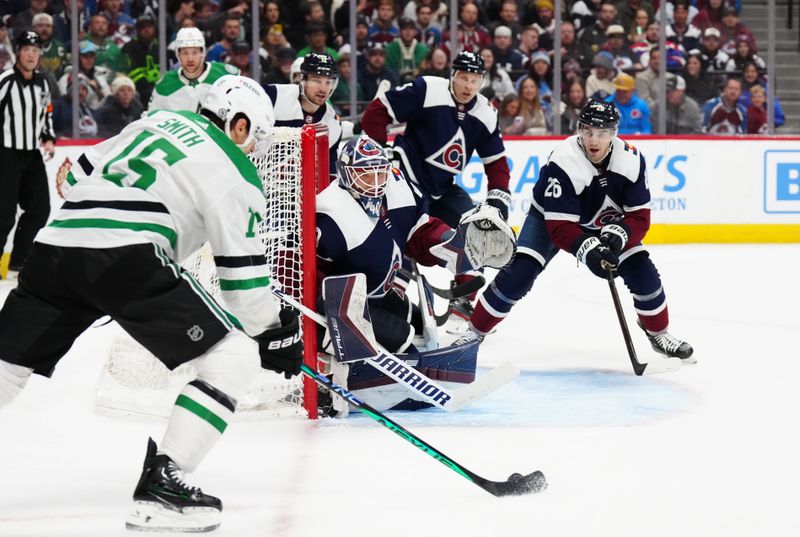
[0,30,55,281]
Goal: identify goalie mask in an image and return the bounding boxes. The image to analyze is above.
[199,75,274,152]
[576,99,619,164]
[337,135,391,218]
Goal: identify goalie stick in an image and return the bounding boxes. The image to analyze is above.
[301,363,547,496]
[398,267,486,300]
[605,269,682,375]
[270,284,518,411]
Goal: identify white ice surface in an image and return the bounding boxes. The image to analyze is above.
[1,244,799,537]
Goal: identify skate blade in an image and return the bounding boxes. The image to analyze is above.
[126,501,220,533]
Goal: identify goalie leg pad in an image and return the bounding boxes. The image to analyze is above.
[161,331,258,472]
[322,274,380,363]
[0,360,33,409]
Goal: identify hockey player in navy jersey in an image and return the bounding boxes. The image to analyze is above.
[264,52,342,179]
[463,100,695,363]
[360,50,512,319]
[316,134,515,354]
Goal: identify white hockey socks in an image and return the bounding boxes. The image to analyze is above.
[160,331,260,472]
[160,379,236,472]
[0,360,33,409]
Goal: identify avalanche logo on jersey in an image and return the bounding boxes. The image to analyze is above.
[377,245,402,297]
[425,128,466,174]
[585,196,624,230]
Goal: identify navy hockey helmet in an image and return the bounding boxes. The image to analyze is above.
[300,52,338,79]
[337,135,391,218]
[578,99,620,130]
[451,51,486,75]
[15,30,42,51]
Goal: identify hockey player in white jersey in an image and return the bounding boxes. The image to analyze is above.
[0,75,302,532]
[264,52,342,180]
[148,27,240,112]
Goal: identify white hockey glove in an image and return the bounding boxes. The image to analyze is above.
[430,204,517,274]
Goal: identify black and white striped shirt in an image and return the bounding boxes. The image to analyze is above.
[0,66,56,151]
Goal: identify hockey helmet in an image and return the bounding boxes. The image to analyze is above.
[337,135,391,218]
[15,30,42,51]
[199,75,274,152]
[300,52,338,79]
[578,99,620,130]
[289,57,304,83]
[451,51,486,75]
[174,27,206,55]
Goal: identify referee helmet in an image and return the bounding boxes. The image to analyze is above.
[15,30,42,51]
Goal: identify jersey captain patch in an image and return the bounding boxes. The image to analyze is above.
[425,128,466,174]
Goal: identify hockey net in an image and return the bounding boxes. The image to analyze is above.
[95,125,329,421]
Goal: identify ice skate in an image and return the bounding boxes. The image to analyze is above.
[446,297,474,335]
[126,438,222,533]
[639,323,696,364]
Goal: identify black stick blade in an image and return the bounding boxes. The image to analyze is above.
[479,471,548,497]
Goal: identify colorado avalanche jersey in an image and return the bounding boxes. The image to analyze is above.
[316,170,446,298]
[38,109,281,336]
[532,136,651,252]
[377,76,508,197]
[263,83,342,177]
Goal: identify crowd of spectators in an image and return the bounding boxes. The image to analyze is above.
[0,0,784,137]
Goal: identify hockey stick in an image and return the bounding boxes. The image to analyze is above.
[412,263,439,351]
[270,285,518,411]
[301,363,547,496]
[604,269,682,376]
[398,267,485,300]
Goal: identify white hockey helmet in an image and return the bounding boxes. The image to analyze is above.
[289,57,304,84]
[174,27,206,55]
[199,75,275,151]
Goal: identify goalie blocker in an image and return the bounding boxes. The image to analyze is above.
[430,204,516,275]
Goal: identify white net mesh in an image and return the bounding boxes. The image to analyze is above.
[95,127,312,421]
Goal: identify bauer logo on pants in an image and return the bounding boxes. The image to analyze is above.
[764,150,800,213]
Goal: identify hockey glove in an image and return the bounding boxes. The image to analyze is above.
[430,204,516,274]
[254,309,303,379]
[599,222,630,254]
[486,188,511,221]
[575,235,619,279]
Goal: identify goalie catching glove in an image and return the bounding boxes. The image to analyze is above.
[254,309,303,379]
[430,204,516,274]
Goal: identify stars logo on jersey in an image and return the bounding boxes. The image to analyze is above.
[586,195,624,230]
[425,128,466,174]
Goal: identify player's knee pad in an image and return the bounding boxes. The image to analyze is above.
[192,330,260,402]
[491,252,544,303]
[619,249,662,295]
[0,360,33,409]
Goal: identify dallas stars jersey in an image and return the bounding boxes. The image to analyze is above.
[36,109,279,335]
[378,75,507,197]
[531,135,651,251]
[148,62,240,112]
[264,83,342,178]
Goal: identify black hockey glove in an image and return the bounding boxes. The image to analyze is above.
[574,235,619,279]
[254,309,303,379]
[599,222,631,254]
[486,188,511,221]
